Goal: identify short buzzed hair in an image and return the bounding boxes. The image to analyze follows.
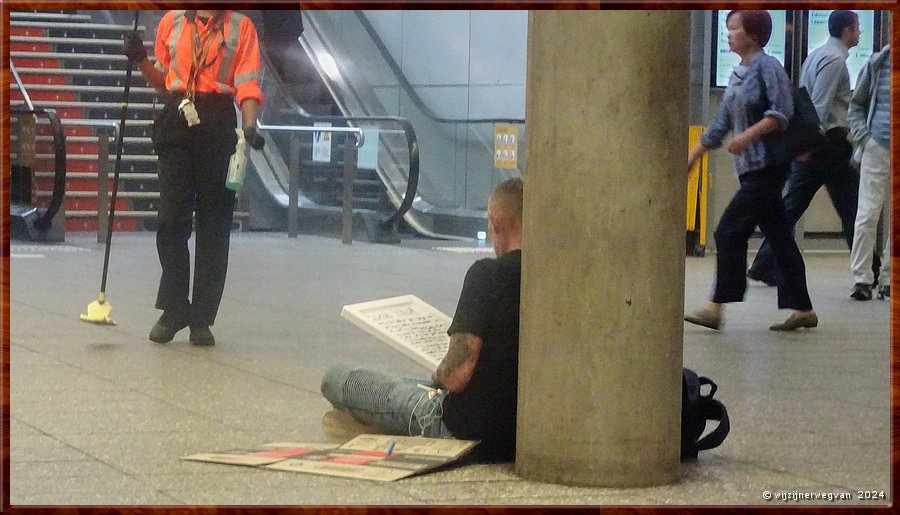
[489,177,523,226]
[829,10,858,38]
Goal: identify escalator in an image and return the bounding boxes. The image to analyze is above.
[246,10,525,241]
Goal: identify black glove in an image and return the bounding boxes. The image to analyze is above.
[244,127,265,150]
[123,31,147,64]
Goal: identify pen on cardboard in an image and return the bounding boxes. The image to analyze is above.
[386,440,395,456]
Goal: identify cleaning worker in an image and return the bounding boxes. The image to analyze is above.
[124,9,265,346]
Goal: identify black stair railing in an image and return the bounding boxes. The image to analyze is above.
[10,61,67,232]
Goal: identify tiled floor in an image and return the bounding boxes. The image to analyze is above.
[6,233,891,506]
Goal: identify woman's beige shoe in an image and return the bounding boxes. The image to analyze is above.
[684,309,723,330]
[769,312,818,331]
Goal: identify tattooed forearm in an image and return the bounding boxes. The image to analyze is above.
[433,333,482,392]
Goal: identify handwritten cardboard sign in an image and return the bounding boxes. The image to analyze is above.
[341,295,452,370]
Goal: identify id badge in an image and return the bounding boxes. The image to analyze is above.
[178,98,201,127]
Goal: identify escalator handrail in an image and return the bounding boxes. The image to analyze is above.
[11,107,67,231]
[259,49,419,231]
[354,11,526,125]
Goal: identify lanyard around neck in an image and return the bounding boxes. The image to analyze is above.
[186,14,222,100]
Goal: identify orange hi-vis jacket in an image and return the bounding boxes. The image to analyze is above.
[153,10,264,106]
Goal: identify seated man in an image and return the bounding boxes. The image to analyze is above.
[321,177,523,462]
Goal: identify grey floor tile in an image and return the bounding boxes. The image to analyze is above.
[10,389,175,416]
[14,406,234,436]
[9,345,61,367]
[57,430,270,476]
[9,418,46,439]
[10,364,124,393]
[11,460,123,480]
[10,472,180,505]
[9,434,94,463]
[146,470,421,505]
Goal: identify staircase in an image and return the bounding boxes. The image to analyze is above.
[10,9,161,233]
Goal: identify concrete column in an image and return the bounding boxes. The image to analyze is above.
[516,10,690,487]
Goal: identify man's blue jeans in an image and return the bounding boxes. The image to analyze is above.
[321,364,453,438]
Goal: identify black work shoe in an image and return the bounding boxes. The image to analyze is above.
[149,312,189,343]
[850,283,873,301]
[747,268,778,286]
[877,285,890,300]
[189,325,215,347]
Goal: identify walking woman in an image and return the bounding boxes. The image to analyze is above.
[684,10,818,331]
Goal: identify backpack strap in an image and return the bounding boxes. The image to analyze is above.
[698,376,717,398]
[696,398,730,452]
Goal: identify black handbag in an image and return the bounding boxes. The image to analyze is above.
[757,68,827,165]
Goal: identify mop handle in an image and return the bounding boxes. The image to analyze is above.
[100,10,140,295]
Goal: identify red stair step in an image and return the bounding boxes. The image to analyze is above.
[16,107,85,119]
[25,124,93,138]
[11,27,46,37]
[11,58,60,69]
[35,141,99,155]
[11,42,52,52]
[35,177,114,192]
[11,90,77,102]
[64,197,129,212]
[19,74,68,85]
[33,196,129,213]
[33,160,100,173]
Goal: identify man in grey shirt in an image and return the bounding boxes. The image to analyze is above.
[747,11,878,286]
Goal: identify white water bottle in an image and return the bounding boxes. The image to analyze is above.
[226,128,247,191]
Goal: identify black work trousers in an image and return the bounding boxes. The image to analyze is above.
[712,164,813,311]
[152,93,238,326]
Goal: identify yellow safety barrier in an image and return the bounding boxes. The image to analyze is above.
[686,125,709,255]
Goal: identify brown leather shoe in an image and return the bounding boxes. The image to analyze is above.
[769,312,818,331]
[684,309,722,330]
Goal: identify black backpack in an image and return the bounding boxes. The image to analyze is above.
[681,368,730,461]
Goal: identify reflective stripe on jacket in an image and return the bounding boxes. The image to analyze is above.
[153,10,264,106]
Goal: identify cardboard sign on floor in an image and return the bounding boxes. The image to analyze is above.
[182,434,477,482]
[181,442,339,467]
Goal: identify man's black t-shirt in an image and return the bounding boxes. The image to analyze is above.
[441,249,521,461]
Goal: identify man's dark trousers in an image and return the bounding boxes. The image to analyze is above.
[747,131,879,283]
[152,93,238,327]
